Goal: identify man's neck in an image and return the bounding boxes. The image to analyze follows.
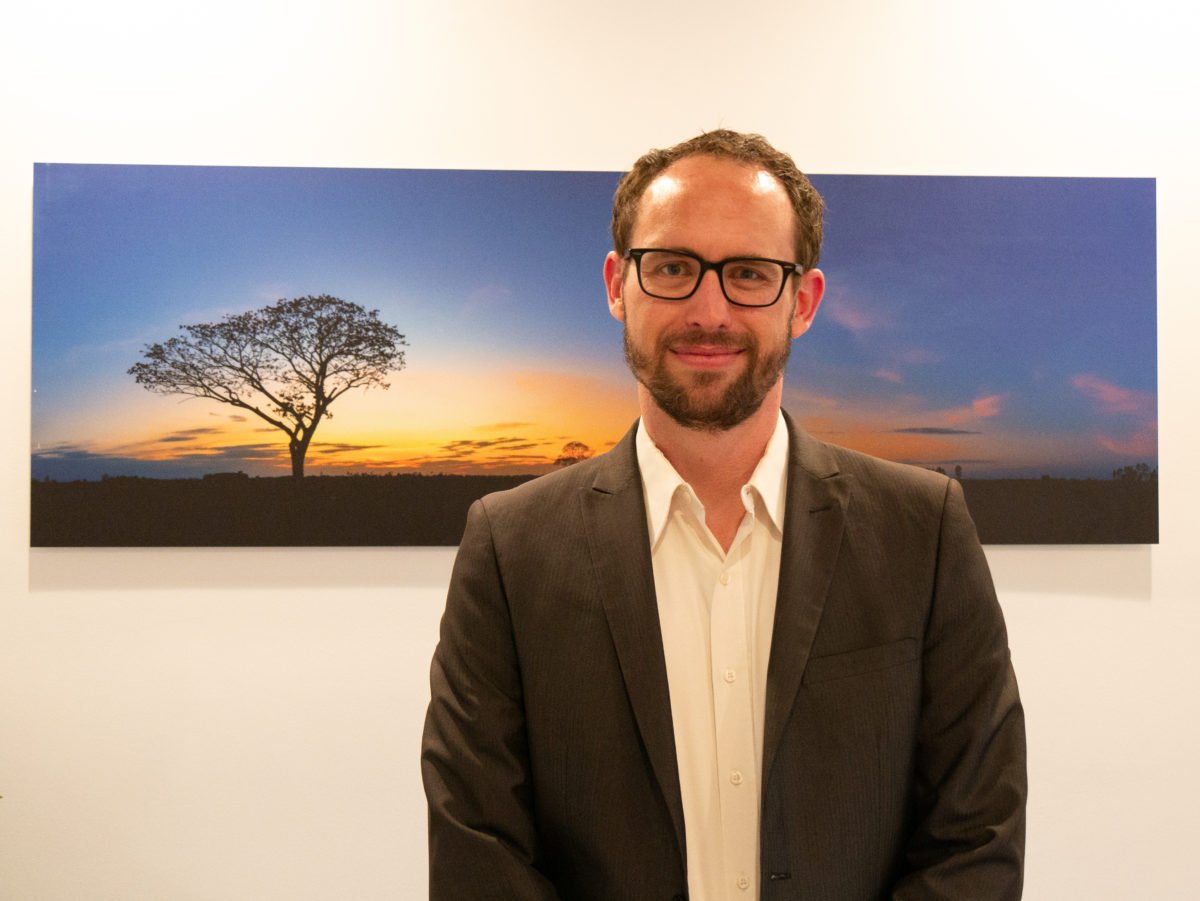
[638,383,783,550]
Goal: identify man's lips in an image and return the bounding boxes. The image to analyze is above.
[669,343,746,368]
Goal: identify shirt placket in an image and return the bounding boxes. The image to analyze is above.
[710,510,759,899]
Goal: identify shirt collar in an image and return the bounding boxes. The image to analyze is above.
[636,412,790,547]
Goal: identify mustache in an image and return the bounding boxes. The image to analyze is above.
[659,329,754,350]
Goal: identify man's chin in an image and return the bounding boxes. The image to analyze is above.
[643,380,768,432]
[685,368,733,389]
[668,399,767,433]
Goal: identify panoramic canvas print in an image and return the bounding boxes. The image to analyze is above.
[31,165,1157,545]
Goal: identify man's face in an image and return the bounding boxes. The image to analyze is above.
[604,155,824,432]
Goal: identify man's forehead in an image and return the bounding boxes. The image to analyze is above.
[643,155,785,205]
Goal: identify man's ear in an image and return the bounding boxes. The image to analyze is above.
[790,268,825,339]
[604,251,626,323]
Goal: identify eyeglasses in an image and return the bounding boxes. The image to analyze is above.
[623,248,802,308]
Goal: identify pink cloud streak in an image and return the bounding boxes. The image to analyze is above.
[941,394,1004,426]
[1071,374,1154,416]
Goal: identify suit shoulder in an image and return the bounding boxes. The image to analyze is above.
[787,414,949,505]
[805,437,956,524]
[827,441,948,492]
[476,453,608,518]
[798,438,984,568]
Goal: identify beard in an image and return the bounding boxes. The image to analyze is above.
[623,322,792,433]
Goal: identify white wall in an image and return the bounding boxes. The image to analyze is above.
[3,2,1198,898]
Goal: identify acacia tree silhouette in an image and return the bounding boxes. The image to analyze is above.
[129,295,406,479]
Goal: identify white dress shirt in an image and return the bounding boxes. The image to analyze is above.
[635,414,788,901]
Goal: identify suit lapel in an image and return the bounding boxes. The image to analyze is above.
[579,423,687,866]
[762,415,851,782]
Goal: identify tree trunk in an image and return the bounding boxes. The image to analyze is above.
[289,438,307,479]
[289,413,321,480]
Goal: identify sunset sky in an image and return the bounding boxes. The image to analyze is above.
[32,165,1156,480]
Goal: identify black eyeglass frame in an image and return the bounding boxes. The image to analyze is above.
[623,247,803,308]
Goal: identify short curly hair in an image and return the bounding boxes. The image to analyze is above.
[610,129,824,270]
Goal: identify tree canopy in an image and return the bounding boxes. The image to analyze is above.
[129,295,407,478]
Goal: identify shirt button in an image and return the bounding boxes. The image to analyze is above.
[730,770,743,785]
[737,875,750,890]
[719,571,730,585]
[723,668,737,683]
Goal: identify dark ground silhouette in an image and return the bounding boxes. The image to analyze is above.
[30,473,1158,547]
[30,473,534,547]
[958,478,1157,544]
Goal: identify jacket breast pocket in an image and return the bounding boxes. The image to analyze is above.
[801,637,918,686]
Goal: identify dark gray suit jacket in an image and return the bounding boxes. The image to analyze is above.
[422,415,1026,900]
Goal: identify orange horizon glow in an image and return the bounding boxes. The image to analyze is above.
[37,361,642,477]
[35,358,1158,481]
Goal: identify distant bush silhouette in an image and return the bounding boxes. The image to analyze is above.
[1112,463,1157,482]
[554,441,593,467]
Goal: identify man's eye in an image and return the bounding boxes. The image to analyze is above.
[728,264,769,282]
[649,256,697,279]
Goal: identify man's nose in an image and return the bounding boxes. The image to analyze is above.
[685,269,732,329]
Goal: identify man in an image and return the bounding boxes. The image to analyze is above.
[422,130,1026,900]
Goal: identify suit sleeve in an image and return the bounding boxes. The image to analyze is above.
[421,499,561,901]
[893,478,1027,900]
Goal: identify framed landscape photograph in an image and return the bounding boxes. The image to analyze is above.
[31,165,1157,545]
